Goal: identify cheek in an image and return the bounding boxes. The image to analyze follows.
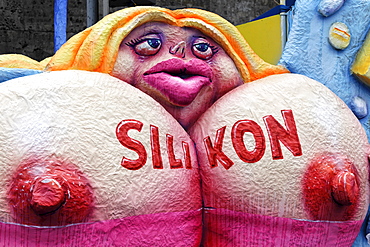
[111,48,136,84]
[210,55,244,99]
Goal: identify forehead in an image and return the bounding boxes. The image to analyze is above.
[123,22,209,41]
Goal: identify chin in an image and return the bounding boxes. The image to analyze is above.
[176,114,198,130]
[137,81,215,130]
[163,103,210,130]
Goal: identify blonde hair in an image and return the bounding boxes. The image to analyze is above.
[0,54,45,70]
[46,6,288,82]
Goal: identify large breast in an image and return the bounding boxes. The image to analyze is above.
[0,70,201,246]
[190,73,369,246]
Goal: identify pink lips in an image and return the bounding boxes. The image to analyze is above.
[143,59,213,106]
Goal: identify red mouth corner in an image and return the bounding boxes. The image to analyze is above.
[143,59,213,107]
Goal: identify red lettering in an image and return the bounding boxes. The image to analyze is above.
[116,120,147,170]
[204,126,234,170]
[150,125,163,169]
[263,110,302,160]
[182,141,192,169]
[231,120,266,163]
[166,134,183,169]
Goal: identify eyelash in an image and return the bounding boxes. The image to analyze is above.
[209,45,220,54]
[125,38,146,47]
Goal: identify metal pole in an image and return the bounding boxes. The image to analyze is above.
[280,0,288,50]
[87,0,98,27]
[103,0,109,17]
[54,0,68,52]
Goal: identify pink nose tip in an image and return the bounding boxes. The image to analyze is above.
[30,177,66,215]
[169,41,186,58]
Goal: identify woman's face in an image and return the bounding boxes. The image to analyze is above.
[112,22,243,129]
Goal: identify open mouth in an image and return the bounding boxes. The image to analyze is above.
[169,72,194,80]
[143,59,213,107]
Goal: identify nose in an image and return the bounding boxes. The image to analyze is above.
[169,41,186,58]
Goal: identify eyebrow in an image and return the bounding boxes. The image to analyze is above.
[193,35,208,39]
[140,29,162,38]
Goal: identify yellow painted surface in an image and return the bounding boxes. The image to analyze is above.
[237,15,282,65]
[352,30,370,86]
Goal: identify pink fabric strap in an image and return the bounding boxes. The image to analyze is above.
[0,210,202,246]
[203,208,363,246]
[0,208,363,246]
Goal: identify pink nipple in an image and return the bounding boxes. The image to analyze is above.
[7,158,94,226]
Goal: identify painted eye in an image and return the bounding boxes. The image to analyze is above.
[195,43,209,52]
[134,38,162,56]
[192,38,218,60]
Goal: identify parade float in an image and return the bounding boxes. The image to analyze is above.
[0,0,370,246]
